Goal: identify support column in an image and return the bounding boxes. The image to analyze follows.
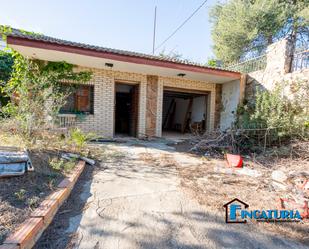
[207,88,216,131]
[146,75,158,137]
[214,84,222,129]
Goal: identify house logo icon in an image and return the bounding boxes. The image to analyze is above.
[223,198,249,223]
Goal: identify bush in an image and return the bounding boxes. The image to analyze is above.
[236,80,309,143]
[68,128,95,151]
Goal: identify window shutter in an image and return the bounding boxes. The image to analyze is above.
[76,86,90,112]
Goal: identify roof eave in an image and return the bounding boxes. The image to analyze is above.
[7,36,241,79]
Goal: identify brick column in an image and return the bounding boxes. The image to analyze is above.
[146,75,158,137]
[156,78,164,137]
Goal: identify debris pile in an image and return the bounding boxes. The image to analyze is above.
[272,170,309,218]
[179,131,309,220]
[190,131,234,157]
[61,152,95,166]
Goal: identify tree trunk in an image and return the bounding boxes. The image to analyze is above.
[267,35,273,45]
[286,22,297,73]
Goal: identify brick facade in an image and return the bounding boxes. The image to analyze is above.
[72,67,217,138]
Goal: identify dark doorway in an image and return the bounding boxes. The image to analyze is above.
[115,83,139,137]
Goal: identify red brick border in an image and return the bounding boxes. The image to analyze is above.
[0,161,86,249]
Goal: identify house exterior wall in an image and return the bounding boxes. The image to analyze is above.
[220,79,240,130]
[72,67,218,138]
[74,67,147,138]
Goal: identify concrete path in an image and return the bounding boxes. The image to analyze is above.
[68,141,308,249]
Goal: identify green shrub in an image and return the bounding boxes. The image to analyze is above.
[68,128,95,150]
[49,157,76,173]
[236,80,309,142]
[49,158,64,171]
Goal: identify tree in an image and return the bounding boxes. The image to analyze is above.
[0,51,14,107]
[210,0,309,64]
[0,51,13,84]
[206,58,219,67]
[0,51,92,138]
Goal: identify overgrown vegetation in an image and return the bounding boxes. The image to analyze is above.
[236,80,309,148]
[0,51,92,140]
[0,51,14,107]
[210,0,309,64]
[49,158,76,173]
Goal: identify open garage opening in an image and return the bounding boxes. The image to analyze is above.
[162,88,210,138]
[115,82,139,137]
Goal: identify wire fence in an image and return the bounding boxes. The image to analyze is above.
[226,54,267,73]
[291,49,309,72]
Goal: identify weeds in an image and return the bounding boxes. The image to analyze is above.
[14,189,26,201]
[27,196,40,209]
[63,161,76,173]
[49,157,76,173]
[49,158,64,171]
[68,128,95,151]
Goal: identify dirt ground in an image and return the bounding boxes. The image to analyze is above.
[171,141,309,245]
[0,150,65,244]
[35,141,308,248]
[34,145,115,249]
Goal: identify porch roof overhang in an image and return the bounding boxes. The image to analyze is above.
[7,35,241,83]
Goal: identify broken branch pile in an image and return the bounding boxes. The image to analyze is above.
[190,129,309,158]
[190,131,234,156]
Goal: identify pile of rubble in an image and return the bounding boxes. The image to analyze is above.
[272,170,309,218]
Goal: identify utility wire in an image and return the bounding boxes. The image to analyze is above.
[154,0,208,52]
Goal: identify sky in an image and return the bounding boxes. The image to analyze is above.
[0,0,220,63]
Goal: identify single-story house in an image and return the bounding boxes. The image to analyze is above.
[6,30,244,138]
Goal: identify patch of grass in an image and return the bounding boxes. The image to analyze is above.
[0,133,25,148]
[63,161,76,173]
[49,158,65,171]
[49,157,77,173]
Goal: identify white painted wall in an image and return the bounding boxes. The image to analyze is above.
[191,96,206,122]
[220,80,240,130]
[171,97,206,125]
[174,99,189,124]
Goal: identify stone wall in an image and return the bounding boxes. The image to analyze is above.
[246,39,309,102]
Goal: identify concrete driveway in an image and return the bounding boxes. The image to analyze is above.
[68,140,308,249]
